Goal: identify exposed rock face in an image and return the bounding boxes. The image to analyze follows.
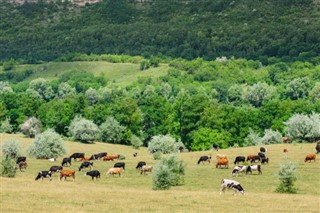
[3,0,101,6]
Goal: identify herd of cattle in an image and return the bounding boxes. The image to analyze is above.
[14,141,320,195]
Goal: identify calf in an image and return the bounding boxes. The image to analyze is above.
[246,165,262,175]
[231,166,247,177]
[18,161,28,172]
[260,147,267,152]
[140,165,153,175]
[197,156,211,164]
[133,152,138,157]
[220,179,245,195]
[234,156,245,165]
[35,171,52,181]
[85,170,101,180]
[305,154,316,162]
[283,148,288,153]
[59,170,76,181]
[79,161,93,171]
[61,157,71,167]
[136,161,146,170]
[114,162,125,170]
[216,158,229,169]
[16,156,26,164]
[106,167,123,177]
[69,153,85,161]
[49,166,63,174]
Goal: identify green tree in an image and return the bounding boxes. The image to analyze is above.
[148,135,179,154]
[57,82,76,99]
[246,82,275,107]
[286,77,311,100]
[20,117,41,138]
[0,81,13,93]
[26,78,55,101]
[191,128,231,151]
[99,116,126,144]
[0,117,13,133]
[68,115,100,143]
[2,138,21,159]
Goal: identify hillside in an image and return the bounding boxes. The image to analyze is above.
[0,133,319,212]
[1,0,319,63]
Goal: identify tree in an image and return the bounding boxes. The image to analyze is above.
[131,135,143,149]
[0,81,13,93]
[0,117,13,133]
[148,135,179,154]
[2,138,21,159]
[26,78,55,101]
[246,82,275,107]
[20,117,41,138]
[309,82,320,102]
[286,77,311,100]
[276,161,298,194]
[260,129,283,144]
[152,155,185,190]
[28,129,67,159]
[85,87,99,105]
[68,115,100,143]
[227,84,243,104]
[191,128,231,151]
[57,82,76,99]
[244,128,262,147]
[99,116,126,144]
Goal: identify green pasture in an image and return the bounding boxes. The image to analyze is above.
[0,133,319,212]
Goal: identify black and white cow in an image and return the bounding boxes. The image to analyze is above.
[70,153,85,161]
[61,157,71,167]
[258,152,266,159]
[35,171,52,181]
[212,144,219,151]
[231,166,247,177]
[49,166,63,174]
[234,156,246,165]
[246,165,262,175]
[79,161,93,171]
[136,161,146,170]
[114,162,125,170]
[220,179,245,195]
[197,156,211,164]
[85,170,100,180]
[261,157,269,164]
[16,156,26,164]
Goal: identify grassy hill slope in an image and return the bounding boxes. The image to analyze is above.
[1,133,319,212]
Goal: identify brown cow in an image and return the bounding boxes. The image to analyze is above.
[80,157,91,161]
[59,170,76,181]
[305,154,316,163]
[246,155,260,163]
[283,149,288,153]
[216,154,227,160]
[216,158,229,169]
[106,167,123,177]
[283,137,291,143]
[18,161,28,172]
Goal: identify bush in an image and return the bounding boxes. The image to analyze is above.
[2,138,21,159]
[243,128,262,146]
[0,157,17,177]
[20,117,41,138]
[276,161,298,194]
[152,151,162,160]
[260,129,282,144]
[131,135,143,149]
[69,115,100,143]
[152,155,185,190]
[28,129,67,159]
[0,117,13,133]
[148,135,179,154]
[99,116,126,144]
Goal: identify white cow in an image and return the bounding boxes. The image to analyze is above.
[220,179,245,195]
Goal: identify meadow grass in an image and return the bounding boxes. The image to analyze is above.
[1,133,319,213]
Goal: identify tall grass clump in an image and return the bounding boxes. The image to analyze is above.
[276,161,298,194]
[1,138,20,177]
[152,155,185,190]
[28,129,67,159]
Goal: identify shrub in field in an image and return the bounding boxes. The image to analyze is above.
[131,135,143,149]
[99,116,125,144]
[260,129,283,144]
[276,161,298,194]
[69,115,100,143]
[148,135,179,154]
[0,157,17,177]
[0,117,13,133]
[28,129,66,159]
[20,117,41,138]
[152,155,185,190]
[2,138,21,159]
[152,151,162,160]
[243,128,262,146]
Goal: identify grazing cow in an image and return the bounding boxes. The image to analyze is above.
[261,157,269,164]
[69,153,85,161]
[234,156,245,165]
[114,162,125,170]
[197,156,211,164]
[260,147,267,152]
[35,171,52,181]
[140,165,153,175]
[216,158,229,169]
[316,142,320,154]
[59,170,76,181]
[212,144,219,151]
[246,165,262,175]
[283,149,288,153]
[246,155,260,163]
[231,166,247,177]
[133,152,138,157]
[220,179,245,195]
[178,146,184,153]
[16,156,26,164]
[102,155,115,161]
[90,152,108,160]
[136,161,146,170]
[49,166,63,174]
[85,170,100,180]
[18,161,28,172]
[106,167,123,177]
[61,157,71,167]
[283,137,291,143]
[258,152,266,159]
[79,161,93,171]
[305,154,316,162]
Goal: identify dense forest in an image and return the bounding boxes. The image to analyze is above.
[0,0,320,63]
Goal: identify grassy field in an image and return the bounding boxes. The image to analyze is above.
[1,133,319,213]
[1,61,169,86]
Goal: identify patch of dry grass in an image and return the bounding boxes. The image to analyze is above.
[1,133,319,212]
